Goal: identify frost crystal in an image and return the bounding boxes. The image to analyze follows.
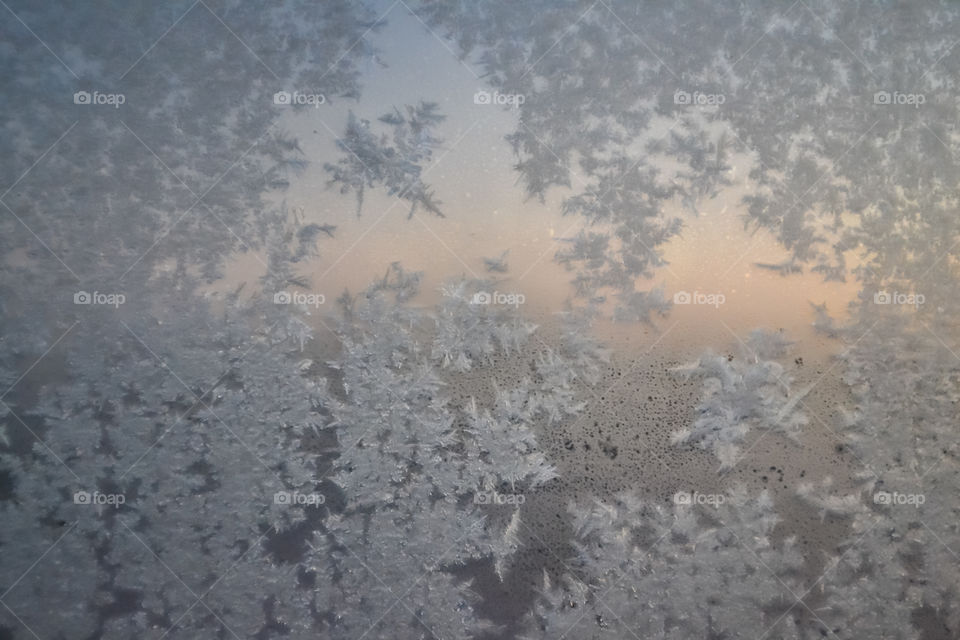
[671,330,809,469]
[324,102,446,218]
[521,487,805,639]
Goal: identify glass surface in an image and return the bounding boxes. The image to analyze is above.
[1,2,957,638]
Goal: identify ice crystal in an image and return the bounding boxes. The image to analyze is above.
[671,330,809,470]
[324,101,446,218]
[521,487,804,639]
